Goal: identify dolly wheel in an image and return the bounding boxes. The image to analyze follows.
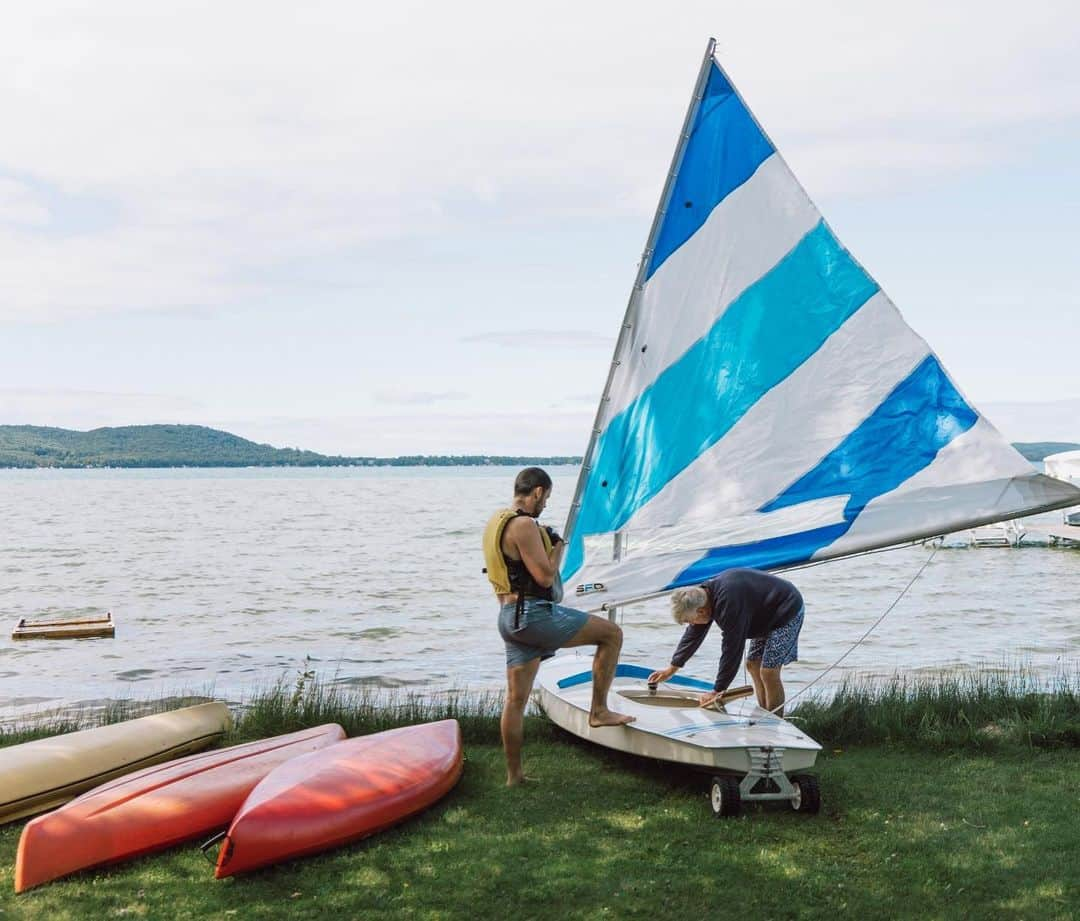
[790,774,821,814]
[709,775,742,817]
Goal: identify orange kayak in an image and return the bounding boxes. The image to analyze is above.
[15,723,345,892]
[214,719,463,878]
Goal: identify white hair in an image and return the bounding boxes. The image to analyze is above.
[670,586,708,625]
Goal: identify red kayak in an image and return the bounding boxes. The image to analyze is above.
[214,719,463,878]
[15,724,345,892]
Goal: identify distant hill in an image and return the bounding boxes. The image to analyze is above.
[1012,442,1080,462]
[0,425,582,469]
[2,424,1071,469]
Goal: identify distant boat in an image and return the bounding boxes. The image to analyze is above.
[538,38,1080,816]
[1044,450,1080,526]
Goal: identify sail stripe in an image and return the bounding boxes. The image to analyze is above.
[668,523,851,586]
[616,292,931,536]
[607,153,822,422]
[646,62,774,280]
[761,355,978,519]
[822,422,1076,558]
[565,221,880,578]
[666,355,979,587]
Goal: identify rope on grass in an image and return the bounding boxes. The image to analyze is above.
[759,544,940,718]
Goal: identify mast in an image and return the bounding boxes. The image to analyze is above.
[562,37,717,546]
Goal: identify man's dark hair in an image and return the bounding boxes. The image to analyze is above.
[514,466,552,496]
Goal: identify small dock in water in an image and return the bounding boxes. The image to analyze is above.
[1041,523,1080,545]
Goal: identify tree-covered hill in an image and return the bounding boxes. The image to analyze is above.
[0,425,581,469]
[1,424,1072,469]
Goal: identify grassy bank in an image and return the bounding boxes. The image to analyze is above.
[6,665,1077,752]
[1,671,1078,919]
[792,666,1080,750]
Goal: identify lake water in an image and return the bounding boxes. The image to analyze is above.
[2,466,1078,722]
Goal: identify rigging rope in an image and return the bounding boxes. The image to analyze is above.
[755,544,940,718]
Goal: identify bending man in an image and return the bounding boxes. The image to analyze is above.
[648,568,804,716]
[484,467,633,787]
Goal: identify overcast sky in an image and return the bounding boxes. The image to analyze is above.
[2,1,1078,455]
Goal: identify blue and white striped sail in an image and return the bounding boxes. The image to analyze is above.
[562,46,1080,610]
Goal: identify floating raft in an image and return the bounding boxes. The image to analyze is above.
[11,612,114,640]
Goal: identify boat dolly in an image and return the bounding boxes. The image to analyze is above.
[707,745,820,817]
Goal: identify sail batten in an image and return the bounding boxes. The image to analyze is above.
[562,48,1080,609]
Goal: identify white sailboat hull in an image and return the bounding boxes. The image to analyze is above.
[536,654,821,775]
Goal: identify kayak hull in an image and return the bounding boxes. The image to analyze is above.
[0,702,231,826]
[215,720,463,878]
[14,723,346,892]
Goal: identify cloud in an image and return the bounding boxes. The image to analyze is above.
[463,331,615,350]
[1,1,1077,322]
[372,390,470,406]
[980,399,1080,444]
[0,179,50,227]
[0,387,206,429]
[211,410,594,456]
[551,393,604,408]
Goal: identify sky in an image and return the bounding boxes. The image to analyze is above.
[2,1,1078,455]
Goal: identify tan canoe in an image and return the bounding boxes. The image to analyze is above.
[0,702,231,824]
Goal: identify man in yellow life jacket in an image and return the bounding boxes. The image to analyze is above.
[483,467,634,786]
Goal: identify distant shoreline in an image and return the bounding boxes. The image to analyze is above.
[1,423,1075,469]
[0,424,583,469]
[0,458,584,470]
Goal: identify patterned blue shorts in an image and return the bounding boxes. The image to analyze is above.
[498,598,589,668]
[747,606,804,669]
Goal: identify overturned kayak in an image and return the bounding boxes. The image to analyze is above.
[0,702,231,825]
[215,720,463,878]
[14,723,346,892]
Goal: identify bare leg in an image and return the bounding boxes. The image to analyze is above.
[563,614,635,727]
[746,658,766,708]
[760,666,786,717]
[501,658,541,786]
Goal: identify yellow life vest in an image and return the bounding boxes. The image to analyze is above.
[482,508,553,595]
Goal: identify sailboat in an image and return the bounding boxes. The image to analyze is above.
[536,39,1080,816]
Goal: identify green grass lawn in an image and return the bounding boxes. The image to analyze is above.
[2,733,1077,920]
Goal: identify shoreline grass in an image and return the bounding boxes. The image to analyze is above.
[791,665,1080,750]
[1,667,1078,919]
[4,664,1077,752]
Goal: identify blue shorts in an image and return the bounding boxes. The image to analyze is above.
[747,606,804,669]
[498,598,589,668]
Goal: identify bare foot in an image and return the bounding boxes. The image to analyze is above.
[506,774,539,787]
[588,709,635,728]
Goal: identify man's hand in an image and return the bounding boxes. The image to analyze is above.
[698,691,721,708]
[648,665,678,685]
[543,525,565,546]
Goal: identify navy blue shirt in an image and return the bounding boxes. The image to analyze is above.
[670,569,803,692]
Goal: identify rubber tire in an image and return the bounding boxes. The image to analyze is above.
[709,775,742,818]
[790,774,821,814]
